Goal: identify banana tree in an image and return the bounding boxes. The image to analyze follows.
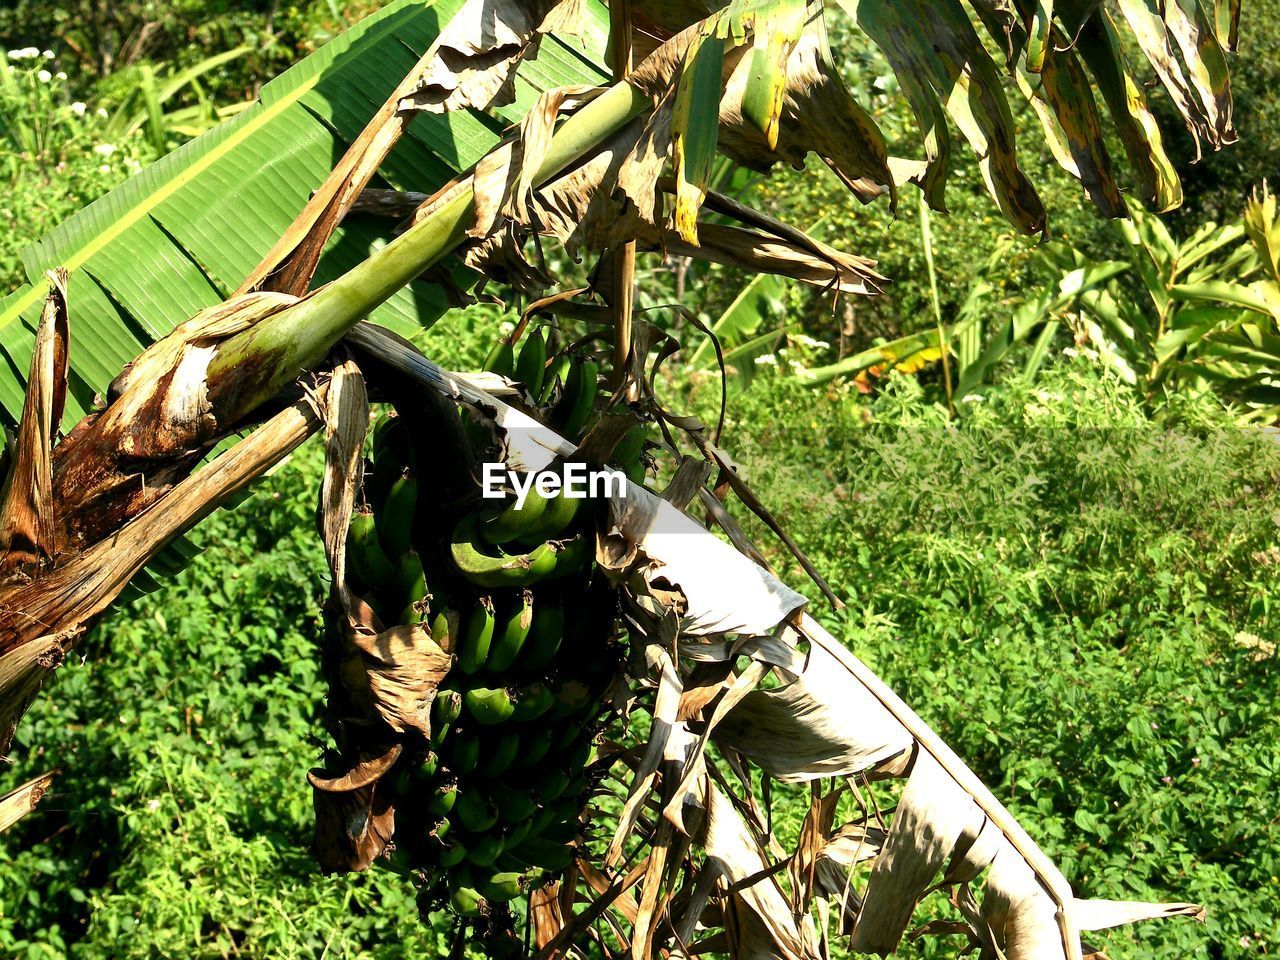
[1044,188,1280,418]
[0,0,1247,957]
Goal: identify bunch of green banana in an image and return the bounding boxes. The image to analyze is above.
[323,373,643,932]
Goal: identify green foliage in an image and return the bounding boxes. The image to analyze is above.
[724,363,1280,957]
[0,53,155,291]
[1032,192,1280,419]
[0,442,449,958]
[0,0,382,99]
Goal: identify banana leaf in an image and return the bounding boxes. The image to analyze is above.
[0,0,607,429]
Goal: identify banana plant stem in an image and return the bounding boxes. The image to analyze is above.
[206,79,652,421]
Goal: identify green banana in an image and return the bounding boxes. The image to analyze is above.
[512,727,554,769]
[611,423,647,470]
[466,833,505,868]
[367,417,409,508]
[431,690,462,743]
[428,606,456,648]
[515,329,547,398]
[552,721,582,752]
[480,489,550,545]
[478,870,525,902]
[438,840,470,869]
[494,789,537,824]
[538,353,571,405]
[455,792,499,833]
[414,751,440,781]
[506,836,576,872]
[477,731,521,777]
[486,591,534,673]
[450,735,481,775]
[513,491,583,547]
[483,338,516,378]
[457,596,496,674]
[511,683,555,722]
[534,768,572,803]
[463,686,517,726]
[391,551,428,613]
[540,812,583,845]
[503,816,535,850]
[450,516,590,589]
[563,736,594,772]
[553,356,599,439]
[427,780,458,816]
[448,879,487,917]
[550,679,591,719]
[527,802,557,838]
[346,512,396,587]
[371,411,401,456]
[517,602,564,672]
[399,600,424,626]
[377,474,418,560]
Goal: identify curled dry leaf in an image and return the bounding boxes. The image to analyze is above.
[349,624,452,739]
[53,291,298,553]
[312,779,396,873]
[308,741,403,793]
[454,20,884,297]
[402,0,584,114]
[0,270,68,576]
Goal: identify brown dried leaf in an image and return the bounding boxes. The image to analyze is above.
[350,624,452,739]
[402,0,579,114]
[0,270,68,574]
[308,741,403,793]
[702,776,820,960]
[312,779,395,873]
[0,391,323,691]
[318,359,369,611]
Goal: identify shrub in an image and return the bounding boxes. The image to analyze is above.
[726,362,1280,957]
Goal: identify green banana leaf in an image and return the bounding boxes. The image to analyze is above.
[687,271,787,372]
[798,329,941,387]
[0,0,607,429]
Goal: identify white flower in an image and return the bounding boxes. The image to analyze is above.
[959,393,985,404]
[1063,346,1078,357]
[7,47,39,61]
[36,69,52,83]
[498,321,515,335]
[94,142,117,157]
[97,107,108,118]
[55,71,66,81]
[42,50,54,60]
[70,101,86,116]
[98,164,111,174]
[753,353,779,367]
